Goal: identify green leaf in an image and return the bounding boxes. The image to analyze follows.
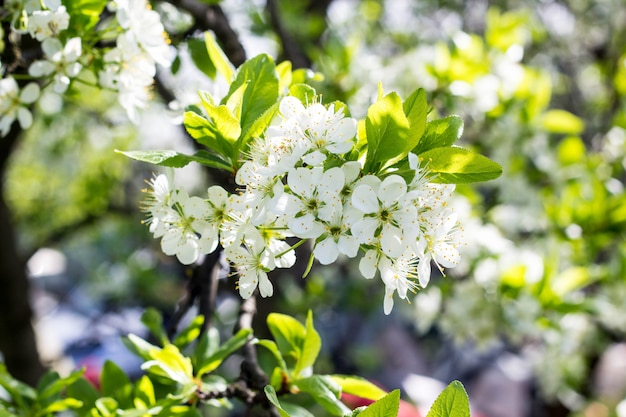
[293,375,350,416]
[196,328,252,377]
[141,308,169,346]
[289,84,317,104]
[413,116,464,155]
[329,375,387,401]
[197,98,242,145]
[257,339,289,373]
[39,398,83,414]
[142,344,194,385]
[357,389,400,417]
[192,327,220,372]
[425,381,470,417]
[276,61,293,93]
[264,385,291,417]
[173,315,205,350]
[133,376,155,409]
[204,31,235,82]
[117,149,232,171]
[38,368,85,399]
[419,147,502,184]
[100,361,133,409]
[266,313,306,364]
[364,92,411,172]
[65,0,108,32]
[540,109,585,134]
[95,397,118,417]
[226,54,279,145]
[294,311,321,377]
[66,378,99,415]
[183,111,234,158]
[403,88,428,146]
[188,38,217,79]
[122,334,160,361]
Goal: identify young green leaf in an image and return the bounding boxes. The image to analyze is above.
[66,378,99,415]
[183,111,235,158]
[38,368,85,400]
[172,315,205,350]
[294,310,321,377]
[122,334,160,361]
[357,389,400,417]
[276,61,293,93]
[425,381,470,417]
[403,88,428,145]
[39,398,83,414]
[256,339,289,373]
[225,54,279,144]
[133,376,156,410]
[413,116,464,155]
[293,375,350,416]
[141,308,168,346]
[192,327,220,372]
[264,385,291,417]
[329,375,387,401]
[142,344,194,385]
[187,38,217,79]
[195,328,252,377]
[419,146,503,183]
[117,149,233,172]
[100,361,133,409]
[289,84,317,105]
[364,92,411,172]
[204,31,235,82]
[266,313,306,364]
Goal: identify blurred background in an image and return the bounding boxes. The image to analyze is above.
[2,0,626,416]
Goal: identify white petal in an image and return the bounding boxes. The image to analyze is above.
[161,228,183,256]
[63,37,82,61]
[288,167,314,199]
[337,235,359,258]
[20,83,40,103]
[208,185,229,205]
[351,184,379,214]
[313,238,339,265]
[42,37,63,59]
[288,214,324,239]
[279,96,304,120]
[351,217,379,244]
[175,239,199,265]
[418,255,432,287]
[301,150,326,166]
[359,249,379,279]
[28,60,55,77]
[17,108,33,129]
[380,225,403,257]
[433,242,460,268]
[318,167,345,199]
[378,175,407,207]
[383,286,395,315]
[258,272,273,297]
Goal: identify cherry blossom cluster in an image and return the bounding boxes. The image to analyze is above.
[0,0,171,136]
[143,97,462,314]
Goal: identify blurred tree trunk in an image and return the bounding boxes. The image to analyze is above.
[0,124,45,385]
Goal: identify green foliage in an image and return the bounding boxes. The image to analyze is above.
[425,381,470,417]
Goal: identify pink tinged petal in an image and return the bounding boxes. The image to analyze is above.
[258,272,273,297]
[20,83,40,103]
[378,175,407,207]
[313,237,339,265]
[380,224,404,257]
[288,214,324,239]
[351,217,378,244]
[383,286,395,315]
[337,235,359,258]
[359,249,379,279]
[351,185,379,214]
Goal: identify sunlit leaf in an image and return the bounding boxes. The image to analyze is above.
[196,328,252,377]
[329,375,387,401]
[413,116,463,155]
[419,146,502,183]
[293,375,350,416]
[356,389,400,417]
[425,381,470,417]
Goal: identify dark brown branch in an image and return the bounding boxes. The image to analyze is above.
[165,0,247,67]
[265,0,311,69]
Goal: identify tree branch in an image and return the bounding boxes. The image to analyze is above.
[265,0,311,69]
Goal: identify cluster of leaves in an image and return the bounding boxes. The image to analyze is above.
[121,32,501,185]
[0,309,470,417]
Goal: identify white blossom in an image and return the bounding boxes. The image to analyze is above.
[27,6,69,41]
[0,78,40,136]
[29,37,82,93]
